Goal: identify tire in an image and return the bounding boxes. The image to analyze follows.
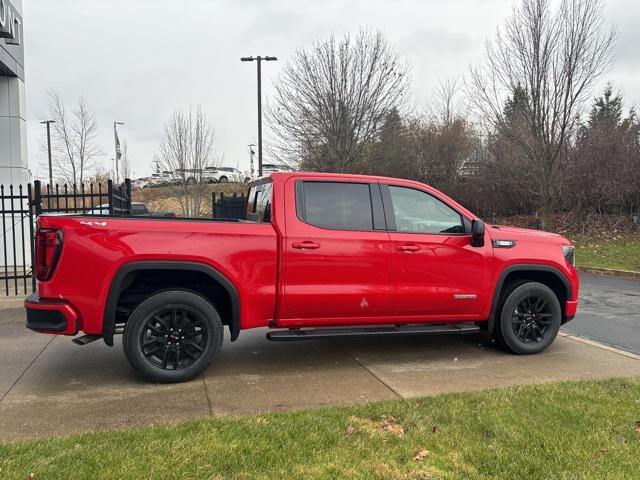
[496,281,561,354]
[123,290,223,383]
[219,176,228,183]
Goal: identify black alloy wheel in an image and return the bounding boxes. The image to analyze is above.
[123,290,223,383]
[140,306,208,370]
[511,294,554,344]
[497,281,561,354]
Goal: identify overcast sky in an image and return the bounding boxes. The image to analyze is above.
[23,0,639,180]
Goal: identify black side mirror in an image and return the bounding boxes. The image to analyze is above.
[471,219,485,247]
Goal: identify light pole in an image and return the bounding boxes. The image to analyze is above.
[248,143,256,177]
[40,120,55,186]
[241,55,277,177]
[113,121,124,183]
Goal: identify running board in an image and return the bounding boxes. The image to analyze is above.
[266,323,480,341]
[72,335,102,346]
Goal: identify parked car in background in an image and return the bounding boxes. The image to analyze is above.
[132,177,150,190]
[27,172,578,383]
[261,163,295,175]
[87,202,175,218]
[202,166,244,183]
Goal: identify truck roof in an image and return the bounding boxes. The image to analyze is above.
[267,171,430,186]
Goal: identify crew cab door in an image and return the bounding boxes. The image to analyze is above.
[282,178,392,321]
[381,183,492,318]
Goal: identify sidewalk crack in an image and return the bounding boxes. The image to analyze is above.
[330,339,403,399]
[1,336,55,402]
[201,373,213,416]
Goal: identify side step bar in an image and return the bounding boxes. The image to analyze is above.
[72,335,102,346]
[266,323,480,341]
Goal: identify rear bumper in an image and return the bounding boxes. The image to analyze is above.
[25,293,79,335]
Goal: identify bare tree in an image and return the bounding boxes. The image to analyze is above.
[42,91,103,186]
[468,0,616,226]
[156,106,217,217]
[120,140,132,180]
[268,29,410,172]
[431,78,463,127]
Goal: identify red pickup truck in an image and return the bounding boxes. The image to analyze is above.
[26,172,579,383]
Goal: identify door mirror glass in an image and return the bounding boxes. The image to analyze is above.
[471,219,485,247]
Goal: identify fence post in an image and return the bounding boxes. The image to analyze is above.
[220,192,225,218]
[33,180,42,216]
[27,183,36,292]
[125,178,132,214]
[211,192,216,218]
[107,179,114,215]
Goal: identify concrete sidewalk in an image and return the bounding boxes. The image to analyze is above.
[1,306,639,442]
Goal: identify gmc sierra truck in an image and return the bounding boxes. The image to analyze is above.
[26,172,579,383]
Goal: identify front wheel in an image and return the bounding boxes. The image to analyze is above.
[497,282,561,354]
[123,290,223,383]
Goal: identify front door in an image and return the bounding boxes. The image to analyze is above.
[382,184,491,319]
[282,178,392,322]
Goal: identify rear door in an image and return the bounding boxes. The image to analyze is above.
[282,178,392,321]
[382,183,492,319]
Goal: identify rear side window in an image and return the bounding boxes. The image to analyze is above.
[246,182,273,222]
[297,181,374,230]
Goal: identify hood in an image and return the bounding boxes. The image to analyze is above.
[488,224,569,244]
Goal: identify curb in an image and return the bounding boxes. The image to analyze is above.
[577,266,640,279]
[558,331,640,361]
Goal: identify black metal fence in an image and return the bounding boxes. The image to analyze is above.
[0,184,33,295]
[212,192,246,220]
[0,179,132,296]
[32,179,132,216]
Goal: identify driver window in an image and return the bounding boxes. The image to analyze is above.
[388,186,464,234]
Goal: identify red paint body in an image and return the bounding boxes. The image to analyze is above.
[26,172,579,338]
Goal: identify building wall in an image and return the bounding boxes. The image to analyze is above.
[0,75,27,185]
[0,0,27,186]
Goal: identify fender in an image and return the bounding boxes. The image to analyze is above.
[102,261,240,346]
[487,264,572,332]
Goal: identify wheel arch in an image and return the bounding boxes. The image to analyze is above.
[102,261,240,346]
[488,264,572,332]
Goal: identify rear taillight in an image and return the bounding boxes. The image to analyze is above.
[35,229,63,281]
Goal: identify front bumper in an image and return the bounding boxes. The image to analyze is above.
[25,293,79,335]
[563,300,579,323]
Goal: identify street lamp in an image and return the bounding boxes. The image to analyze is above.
[113,121,124,183]
[248,143,256,177]
[40,120,55,187]
[241,55,277,177]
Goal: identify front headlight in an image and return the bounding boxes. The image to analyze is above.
[562,245,575,266]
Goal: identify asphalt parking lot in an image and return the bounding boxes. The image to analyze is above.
[1,272,639,442]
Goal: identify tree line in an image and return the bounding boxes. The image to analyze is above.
[268,0,638,227]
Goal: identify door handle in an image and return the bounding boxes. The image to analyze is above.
[292,241,321,250]
[397,244,420,252]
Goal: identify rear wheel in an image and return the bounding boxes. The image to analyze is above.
[123,290,223,383]
[497,282,561,354]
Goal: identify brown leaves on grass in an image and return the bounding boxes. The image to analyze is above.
[346,415,405,438]
[413,449,430,461]
[635,420,640,434]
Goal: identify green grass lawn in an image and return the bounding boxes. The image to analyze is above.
[574,234,640,272]
[2,378,640,479]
